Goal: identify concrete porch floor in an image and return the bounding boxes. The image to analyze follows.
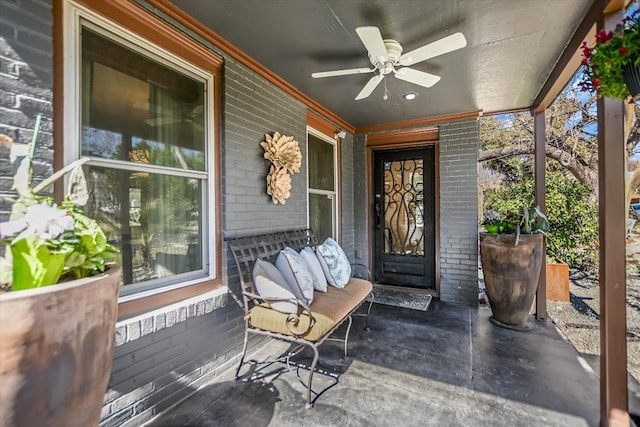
[146,299,601,427]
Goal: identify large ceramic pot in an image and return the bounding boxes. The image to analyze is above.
[479,233,543,330]
[0,265,121,427]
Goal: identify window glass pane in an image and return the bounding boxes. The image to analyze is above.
[308,134,334,191]
[309,193,334,242]
[81,28,205,171]
[83,165,204,286]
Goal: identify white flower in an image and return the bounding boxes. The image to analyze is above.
[0,218,28,238]
[1,202,75,242]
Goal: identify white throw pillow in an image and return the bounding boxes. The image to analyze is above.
[252,258,298,314]
[315,237,351,288]
[276,247,315,304]
[300,247,328,293]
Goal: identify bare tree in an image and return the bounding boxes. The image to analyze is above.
[480,83,640,207]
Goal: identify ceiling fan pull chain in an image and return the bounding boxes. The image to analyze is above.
[383,74,390,100]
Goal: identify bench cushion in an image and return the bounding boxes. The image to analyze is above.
[248,277,373,341]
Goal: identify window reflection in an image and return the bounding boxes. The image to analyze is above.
[81,28,205,171]
[84,166,203,285]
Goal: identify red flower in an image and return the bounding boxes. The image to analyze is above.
[620,47,628,55]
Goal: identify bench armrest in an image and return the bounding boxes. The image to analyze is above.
[242,291,316,337]
[350,262,372,281]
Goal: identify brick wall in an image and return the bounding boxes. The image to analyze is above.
[339,133,355,255]
[438,119,480,304]
[0,0,54,222]
[353,133,368,264]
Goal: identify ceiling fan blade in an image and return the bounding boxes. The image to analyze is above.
[355,26,388,64]
[312,67,374,78]
[398,32,467,66]
[394,68,441,88]
[355,74,384,100]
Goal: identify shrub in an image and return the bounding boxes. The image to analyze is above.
[483,171,598,271]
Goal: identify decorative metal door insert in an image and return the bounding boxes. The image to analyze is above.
[383,158,424,256]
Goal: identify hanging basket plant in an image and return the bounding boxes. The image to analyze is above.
[579,10,640,100]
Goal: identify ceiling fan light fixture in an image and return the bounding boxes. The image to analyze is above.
[403,92,418,100]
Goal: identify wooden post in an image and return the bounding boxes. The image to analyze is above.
[598,8,629,425]
[534,110,547,319]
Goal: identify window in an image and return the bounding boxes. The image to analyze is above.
[307,129,337,242]
[64,3,217,297]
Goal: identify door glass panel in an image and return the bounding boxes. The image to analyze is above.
[308,135,334,191]
[383,159,424,256]
[309,193,334,242]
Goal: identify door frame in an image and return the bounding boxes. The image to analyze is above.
[366,128,440,297]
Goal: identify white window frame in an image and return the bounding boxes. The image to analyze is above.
[306,127,338,239]
[62,0,217,299]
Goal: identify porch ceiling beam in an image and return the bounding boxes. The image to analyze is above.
[532,0,608,112]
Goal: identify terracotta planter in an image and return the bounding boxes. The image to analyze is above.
[546,261,570,302]
[0,265,121,427]
[623,58,640,99]
[479,233,543,330]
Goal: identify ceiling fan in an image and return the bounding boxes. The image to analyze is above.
[311,27,467,100]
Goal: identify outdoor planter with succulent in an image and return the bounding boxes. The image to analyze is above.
[480,205,549,330]
[579,10,640,100]
[0,133,121,427]
[481,205,549,242]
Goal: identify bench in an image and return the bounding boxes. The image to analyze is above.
[226,228,374,407]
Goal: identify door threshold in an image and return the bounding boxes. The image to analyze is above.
[373,283,437,297]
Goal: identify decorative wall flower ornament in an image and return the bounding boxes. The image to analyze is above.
[260,131,302,173]
[260,131,301,204]
[266,164,292,204]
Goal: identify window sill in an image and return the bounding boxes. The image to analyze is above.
[117,279,225,321]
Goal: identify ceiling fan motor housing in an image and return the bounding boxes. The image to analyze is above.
[370,39,403,74]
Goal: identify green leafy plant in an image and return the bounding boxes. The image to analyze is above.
[482,205,549,245]
[579,10,640,99]
[0,142,118,291]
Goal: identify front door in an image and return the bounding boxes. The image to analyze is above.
[373,147,436,289]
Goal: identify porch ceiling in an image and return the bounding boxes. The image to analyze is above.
[169,0,594,128]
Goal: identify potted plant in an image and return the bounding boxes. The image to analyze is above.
[0,134,120,427]
[579,10,640,99]
[480,205,549,331]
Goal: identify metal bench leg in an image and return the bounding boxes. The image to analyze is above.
[343,315,353,357]
[365,293,374,331]
[235,328,249,379]
[306,344,320,409]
